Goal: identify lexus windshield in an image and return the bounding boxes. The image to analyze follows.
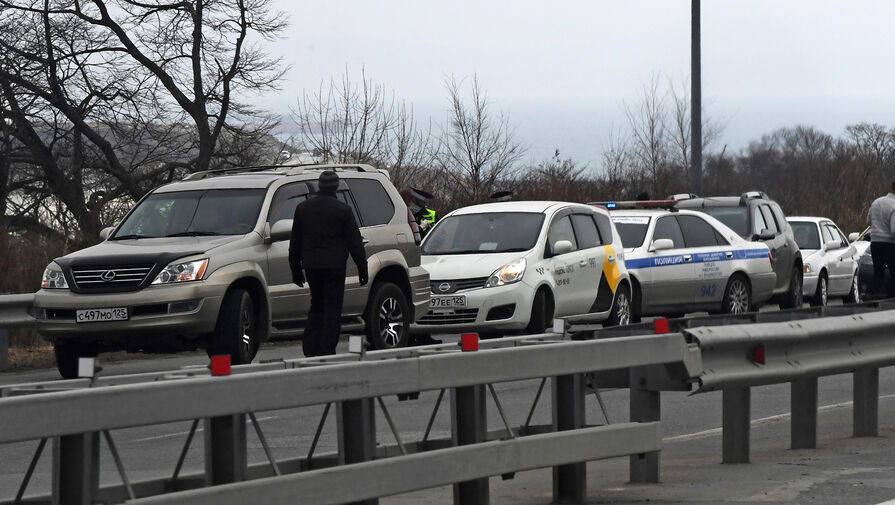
[112,189,266,239]
[422,212,545,255]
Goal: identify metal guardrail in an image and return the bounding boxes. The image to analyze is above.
[0,332,696,505]
[0,293,35,372]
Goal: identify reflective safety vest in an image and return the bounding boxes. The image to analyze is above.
[419,208,437,230]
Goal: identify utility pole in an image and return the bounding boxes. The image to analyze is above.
[690,0,703,195]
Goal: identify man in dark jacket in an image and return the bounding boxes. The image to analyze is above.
[289,171,368,356]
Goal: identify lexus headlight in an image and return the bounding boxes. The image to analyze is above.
[152,258,208,285]
[41,263,69,289]
[486,258,526,288]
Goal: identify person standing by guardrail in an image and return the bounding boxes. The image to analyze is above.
[866,180,895,297]
[289,171,368,356]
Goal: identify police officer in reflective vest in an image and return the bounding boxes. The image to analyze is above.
[408,187,437,237]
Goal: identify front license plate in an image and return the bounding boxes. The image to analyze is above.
[76,307,128,323]
[429,295,467,309]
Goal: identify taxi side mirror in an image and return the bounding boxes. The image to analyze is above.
[270,219,293,242]
[552,240,574,256]
[649,238,674,252]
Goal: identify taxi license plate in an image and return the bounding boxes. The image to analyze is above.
[429,295,467,309]
[76,307,128,323]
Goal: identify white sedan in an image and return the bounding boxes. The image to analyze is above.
[412,201,633,337]
[787,217,860,306]
[608,207,776,317]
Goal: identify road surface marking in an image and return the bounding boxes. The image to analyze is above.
[129,415,278,443]
[664,394,895,443]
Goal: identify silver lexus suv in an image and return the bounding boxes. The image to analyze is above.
[34,164,430,378]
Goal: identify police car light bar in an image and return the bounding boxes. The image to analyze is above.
[589,200,679,210]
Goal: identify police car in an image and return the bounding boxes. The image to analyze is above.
[411,201,633,337]
[599,201,776,318]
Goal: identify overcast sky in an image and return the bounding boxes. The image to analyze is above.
[254,0,895,168]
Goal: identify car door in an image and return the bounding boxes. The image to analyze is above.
[545,212,590,316]
[822,223,854,294]
[755,204,788,291]
[570,213,610,314]
[677,214,732,304]
[643,215,697,310]
[265,182,310,324]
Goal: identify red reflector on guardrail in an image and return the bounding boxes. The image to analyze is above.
[654,318,669,334]
[210,355,231,376]
[461,333,479,352]
[748,344,766,365]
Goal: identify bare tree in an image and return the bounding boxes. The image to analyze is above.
[622,75,670,195]
[435,75,524,206]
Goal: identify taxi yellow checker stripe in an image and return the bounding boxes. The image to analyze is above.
[602,245,621,292]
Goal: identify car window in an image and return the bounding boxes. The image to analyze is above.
[823,224,845,248]
[653,216,685,249]
[834,227,849,247]
[753,206,769,235]
[770,203,788,232]
[697,207,749,237]
[571,214,602,249]
[760,206,779,234]
[267,182,309,224]
[422,212,545,254]
[346,178,395,227]
[547,215,579,255]
[821,224,837,246]
[594,213,614,245]
[336,190,362,225]
[612,216,650,248]
[790,221,821,250]
[677,215,720,247]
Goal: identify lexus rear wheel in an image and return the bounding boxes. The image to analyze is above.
[366,282,411,349]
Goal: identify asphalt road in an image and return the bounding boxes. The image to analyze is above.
[3,333,895,505]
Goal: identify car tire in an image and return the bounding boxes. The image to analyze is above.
[605,284,632,327]
[844,273,861,304]
[722,274,751,314]
[53,341,81,379]
[809,273,828,307]
[209,288,258,365]
[365,282,411,349]
[526,289,553,334]
[778,267,804,309]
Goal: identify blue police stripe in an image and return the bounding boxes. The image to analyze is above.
[625,249,768,270]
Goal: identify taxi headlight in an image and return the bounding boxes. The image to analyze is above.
[486,258,526,288]
[152,258,208,285]
[41,264,69,289]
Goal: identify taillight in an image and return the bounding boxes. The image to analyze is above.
[407,209,421,245]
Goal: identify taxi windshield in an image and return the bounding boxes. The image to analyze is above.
[422,212,545,255]
[113,189,265,239]
[696,207,749,237]
[611,216,650,248]
[790,221,821,250]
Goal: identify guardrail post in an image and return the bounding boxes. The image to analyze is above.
[203,414,247,485]
[337,398,377,505]
[722,387,750,463]
[0,328,8,371]
[629,366,660,483]
[552,373,586,503]
[791,378,818,449]
[52,432,99,505]
[452,385,489,505]
[854,368,879,437]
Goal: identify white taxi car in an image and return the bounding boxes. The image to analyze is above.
[603,203,776,318]
[412,201,633,336]
[787,217,860,306]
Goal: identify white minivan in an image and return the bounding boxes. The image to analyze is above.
[411,201,633,337]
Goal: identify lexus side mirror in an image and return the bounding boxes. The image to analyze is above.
[270,219,293,242]
[753,230,775,241]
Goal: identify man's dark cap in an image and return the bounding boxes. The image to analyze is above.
[410,187,434,203]
[318,171,339,192]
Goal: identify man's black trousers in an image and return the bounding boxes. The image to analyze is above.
[870,241,895,297]
[304,268,346,357]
